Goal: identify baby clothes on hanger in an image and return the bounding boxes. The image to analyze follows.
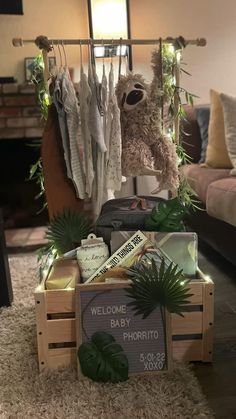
[99,63,109,206]
[88,49,107,217]
[52,64,86,200]
[52,68,72,180]
[62,67,86,199]
[101,63,108,141]
[106,62,122,192]
[88,61,107,153]
[78,63,94,198]
[41,104,84,219]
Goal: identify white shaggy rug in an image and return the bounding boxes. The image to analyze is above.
[0,253,214,419]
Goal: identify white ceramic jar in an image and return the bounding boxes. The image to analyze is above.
[76,234,109,282]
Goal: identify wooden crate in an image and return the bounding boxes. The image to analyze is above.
[34,269,214,371]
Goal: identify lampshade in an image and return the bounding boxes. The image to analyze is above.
[88,0,128,39]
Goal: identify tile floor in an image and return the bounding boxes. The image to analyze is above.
[5,226,48,250]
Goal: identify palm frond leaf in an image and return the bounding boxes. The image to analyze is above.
[145,198,187,232]
[126,258,193,319]
[46,208,92,255]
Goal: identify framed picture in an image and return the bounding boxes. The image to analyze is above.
[24,57,56,82]
[0,0,23,15]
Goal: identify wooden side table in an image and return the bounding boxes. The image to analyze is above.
[0,209,13,307]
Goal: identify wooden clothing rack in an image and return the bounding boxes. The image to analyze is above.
[12,35,206,196]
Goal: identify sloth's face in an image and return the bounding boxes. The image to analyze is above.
[121,80,147,111]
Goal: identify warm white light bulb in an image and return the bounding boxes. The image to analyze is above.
[176,51,181,63]
[44,92,50,106]
[167,44,175,55]
[177,157,182,166]
[48,256,54,266]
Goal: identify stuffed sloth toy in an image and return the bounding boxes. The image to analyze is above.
[115,49,180,194]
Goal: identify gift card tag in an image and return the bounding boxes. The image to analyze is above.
[81,233,104,246]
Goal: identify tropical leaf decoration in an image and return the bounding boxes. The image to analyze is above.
[178,174,201,211]
[78,331,129,383]
[37,242,57,282]
[145,197,187,232]
[46,208,92,255]
[126,258,193,318]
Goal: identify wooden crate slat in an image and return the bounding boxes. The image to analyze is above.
[43,339,205,369]
[188,282,203,304]
[46,290,75,313]
[171,312,203,335]
[47,319,76,343]
[44,282,203,315]
[173,339,203,361]
[47,348,77,369]
[44,283,203,313]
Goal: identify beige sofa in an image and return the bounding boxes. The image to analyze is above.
[182,107,236,266]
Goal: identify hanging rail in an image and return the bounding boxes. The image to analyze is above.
[12,36,207,48]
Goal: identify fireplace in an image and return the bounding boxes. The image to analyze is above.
[0,83,49,228]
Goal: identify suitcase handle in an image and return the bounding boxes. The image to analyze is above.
[130,197,148,211]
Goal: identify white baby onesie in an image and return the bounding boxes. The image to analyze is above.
[106,63,122,192]
[78,65,94,198]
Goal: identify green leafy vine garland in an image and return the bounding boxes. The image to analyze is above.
[28,53,51,212]
[161,44,200,209]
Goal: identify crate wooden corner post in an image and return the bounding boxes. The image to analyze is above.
[34,284,77,371]
[202,276,214,362]
[165,307,173,372]
[171,270,214,363]
[34,285,49,371]
[75,284,82,379]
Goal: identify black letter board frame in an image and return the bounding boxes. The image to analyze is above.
[76,282,172,379]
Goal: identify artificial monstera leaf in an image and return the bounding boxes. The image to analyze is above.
[145,197,187,232]
[46,208,92,255]
[78,331,129,383]
[126,258,193,318]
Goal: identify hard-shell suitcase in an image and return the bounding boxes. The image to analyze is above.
[95,195,164,245]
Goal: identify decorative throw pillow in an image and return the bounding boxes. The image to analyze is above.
[195,107,210,163]
[205,89,232,168]
[220,93,236,175]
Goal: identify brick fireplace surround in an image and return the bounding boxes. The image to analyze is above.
[0,83,43,139]
[0,83,48,228]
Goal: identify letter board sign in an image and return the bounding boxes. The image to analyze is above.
[76,283,172,377]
